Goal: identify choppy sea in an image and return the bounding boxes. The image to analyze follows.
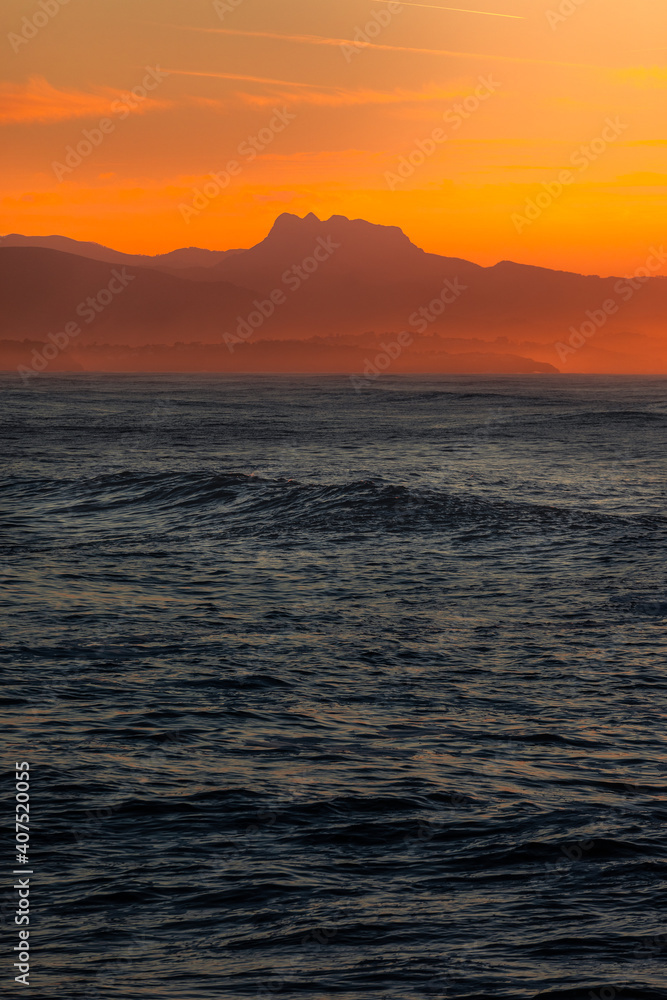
[1,373,666,1000]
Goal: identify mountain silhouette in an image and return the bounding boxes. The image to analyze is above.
[0,247,257,345]
[2,213,666,373]
[0,233,244,278]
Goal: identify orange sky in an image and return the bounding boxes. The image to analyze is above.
[1,0,666,275]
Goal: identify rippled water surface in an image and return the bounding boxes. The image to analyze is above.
[2,374,666,1000]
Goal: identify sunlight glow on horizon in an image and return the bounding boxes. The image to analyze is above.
[0,0,665,275]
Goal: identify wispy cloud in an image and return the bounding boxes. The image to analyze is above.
[371,0,523,17]
[614,171,667,185]
[614,66,667,86]
[240,84,471,108]
[0,77,170,125]
[166,25,600,70]
[164,68,477,109]
[8,70,483,120]
[164,68,330,90]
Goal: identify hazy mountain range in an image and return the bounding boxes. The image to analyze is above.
[2,213,666,375]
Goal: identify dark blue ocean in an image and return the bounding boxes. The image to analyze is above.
[2,373,666,1000]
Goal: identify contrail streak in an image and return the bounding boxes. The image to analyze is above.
[372,0,523,17]
[165,69,328,89]
[164,26,594,70]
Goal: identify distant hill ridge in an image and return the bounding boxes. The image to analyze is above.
[2,213,666,373]
[0,233,245,280]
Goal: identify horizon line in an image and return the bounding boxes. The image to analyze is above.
[2,213,661,281]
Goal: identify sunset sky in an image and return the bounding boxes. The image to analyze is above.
[2,0,666,274]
